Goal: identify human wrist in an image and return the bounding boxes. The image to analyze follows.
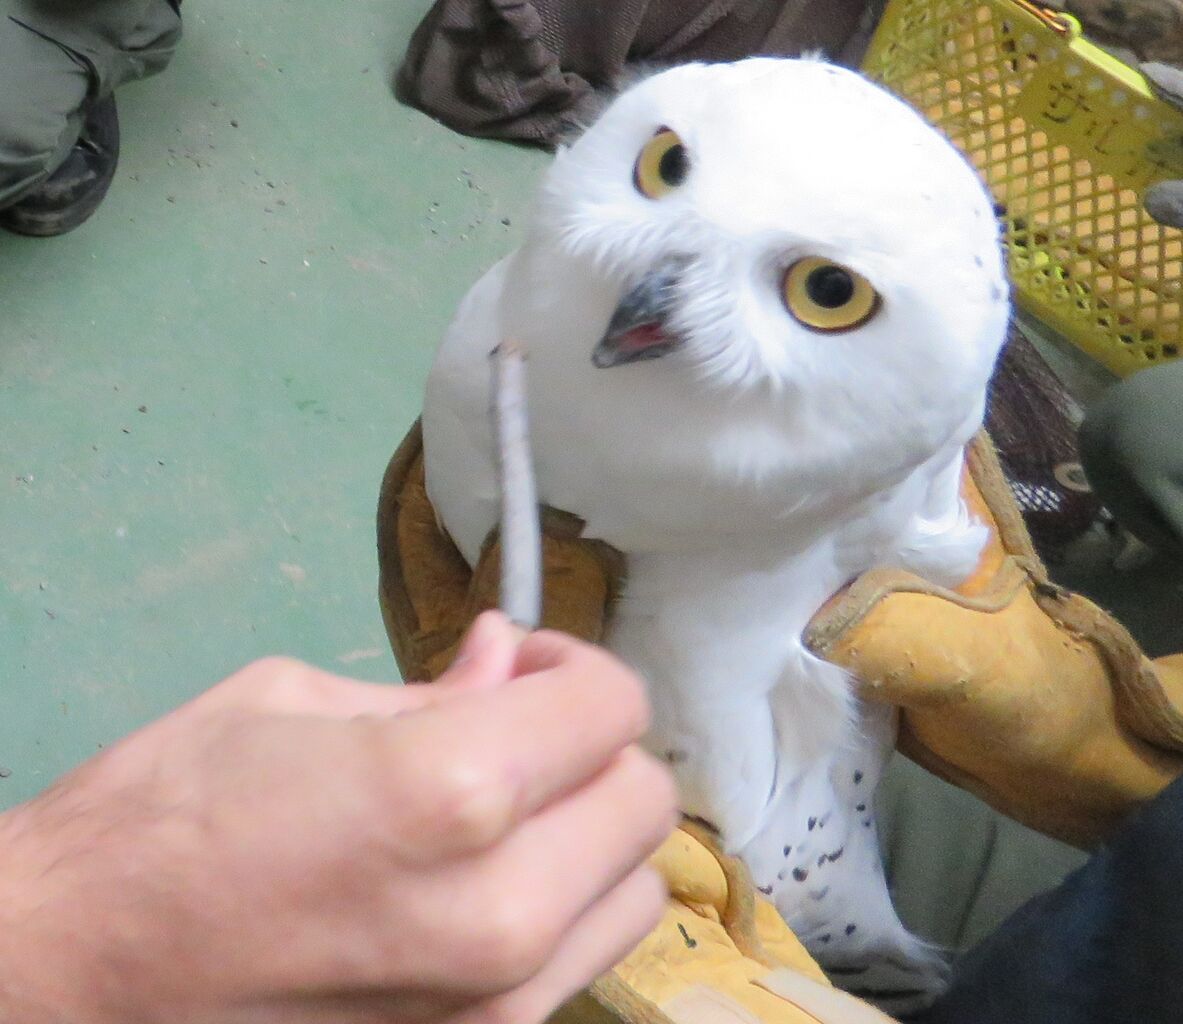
[0,806,114,1024]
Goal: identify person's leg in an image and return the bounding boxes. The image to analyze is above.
[9,0,181,92]
[918,774,1183,1024]
[0,15,91,209]
[0,0,180,235]
[877,756,1085,954]
[1079,361,1183,559]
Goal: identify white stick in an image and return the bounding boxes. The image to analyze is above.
[491,341,542,630]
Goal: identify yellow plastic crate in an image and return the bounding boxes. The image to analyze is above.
[862,0,1183,376]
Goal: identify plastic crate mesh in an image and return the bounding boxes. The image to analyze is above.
[863,0,1183,376]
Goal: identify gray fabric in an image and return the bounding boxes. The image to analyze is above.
[0,14,89,205]
[1143,60,1183,105]
[0,0,179,206]
[1080,361,1183,559]
[1144,179,1183,228]
[877,755,1085,953]
[9,0,180,89]
[1139,62,1183,227]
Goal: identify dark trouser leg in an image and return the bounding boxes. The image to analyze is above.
[0,0,180,211]
[0,15,90,208]
[1079,361,1183,560]
[918,774,1183,1024]
[8,0,182,91]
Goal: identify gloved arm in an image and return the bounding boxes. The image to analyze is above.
[806,437,1183,849]
[379,423,1183,852]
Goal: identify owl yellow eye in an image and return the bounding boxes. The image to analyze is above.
[783,258,879,333]
[633,129,689,199]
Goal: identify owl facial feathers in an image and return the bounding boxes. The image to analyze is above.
[494,58,1008,526]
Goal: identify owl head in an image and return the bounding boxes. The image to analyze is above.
[502,58,1009,524]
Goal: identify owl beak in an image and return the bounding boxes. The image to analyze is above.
[592,255,690,369]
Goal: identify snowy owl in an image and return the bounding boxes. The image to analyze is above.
[422,57,1009,1013]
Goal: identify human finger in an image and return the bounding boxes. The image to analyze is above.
[192,617,520,721]
[429,611,525,695]
[374,648,655,861]
[471,745,677,958]
[463,863,667,1024]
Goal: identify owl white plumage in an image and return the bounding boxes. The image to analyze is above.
[422,57,1009,1013]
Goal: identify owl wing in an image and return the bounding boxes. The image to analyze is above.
[889,445,988,589]
[422,257,512,566]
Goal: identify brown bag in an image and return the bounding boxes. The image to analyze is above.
[395,0,875,145]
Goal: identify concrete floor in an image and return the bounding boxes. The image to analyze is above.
[0,0,547,808]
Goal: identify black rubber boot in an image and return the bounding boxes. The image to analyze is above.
[0,93,120,237]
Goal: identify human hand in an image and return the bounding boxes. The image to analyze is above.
[0,612,677,1024]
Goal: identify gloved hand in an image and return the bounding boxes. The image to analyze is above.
[1141,61,1183,228]
[807,437,1183,849]
[379,423,1183,851]
[571,824,896,1024]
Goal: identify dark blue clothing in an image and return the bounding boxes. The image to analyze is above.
[920,774,1183,1023]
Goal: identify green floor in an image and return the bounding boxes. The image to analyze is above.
[0,0,547,808]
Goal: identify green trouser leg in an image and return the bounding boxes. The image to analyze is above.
[0,0,180,207]
[879,755,1085,953]
[1079,361,1183,559]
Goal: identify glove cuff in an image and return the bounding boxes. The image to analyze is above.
[807,434,1183,847]
[562,824,895,1024]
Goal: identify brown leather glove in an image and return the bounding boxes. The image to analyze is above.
[561,824,893,1024]
[378,422,1183,849]
[377,421,624,681]
[805,436,1183,848]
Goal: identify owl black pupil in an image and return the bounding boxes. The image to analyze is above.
[806,266,855,308]
[658,144,688,186]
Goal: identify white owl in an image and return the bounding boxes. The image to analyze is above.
[422,57,1009,1014]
